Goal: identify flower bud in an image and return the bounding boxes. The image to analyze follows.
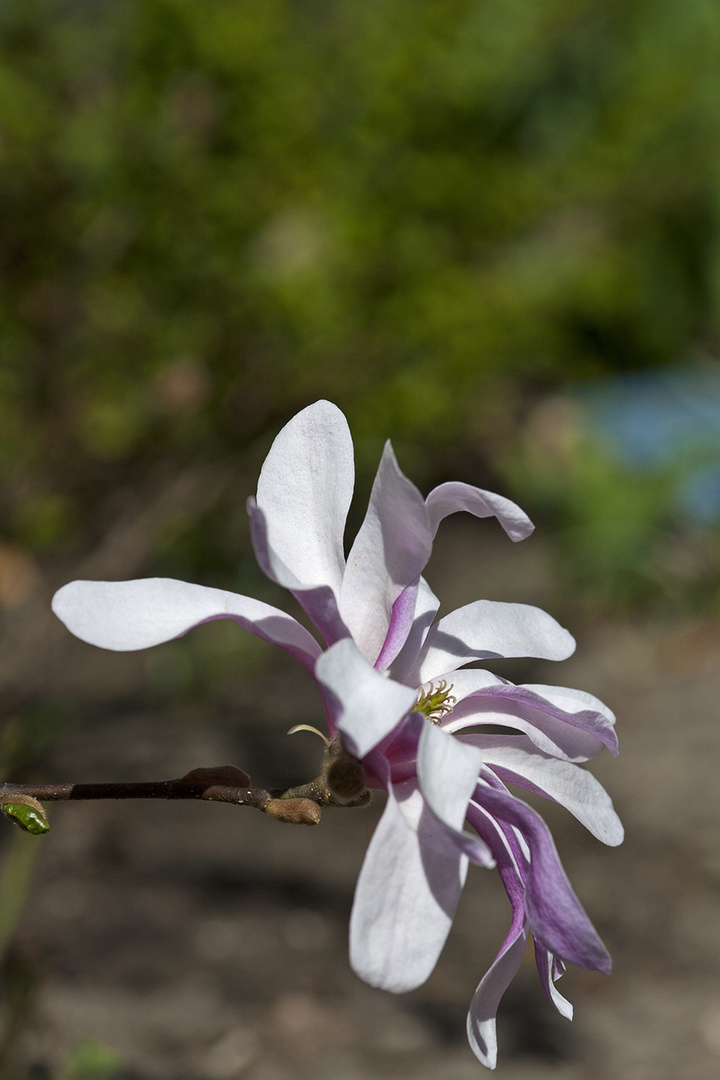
[1,795,49,835]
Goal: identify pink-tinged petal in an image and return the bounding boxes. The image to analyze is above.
[417,722,493,867]
[349,778,468,992]
[253,400,353,594]
[340,443,432,665]
[470,734,624,845]
[466,924,528,1070]
[315,638,417,758]
[425,481,534,542]
[51,578,323,672]
[465,803,529,1070]
[387,576,441,686]
[373,578,420,673]
[534,940,573,1020]
[473,783,612,974]
[522,684,617,726]
[443,675,618,761]
[414,600,576,684]
[248,500,349,644]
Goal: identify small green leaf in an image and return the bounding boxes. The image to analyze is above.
[1,801,50,835]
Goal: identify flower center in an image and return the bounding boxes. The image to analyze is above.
[414,679,456,724]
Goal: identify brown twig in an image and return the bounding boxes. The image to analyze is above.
[0,751,372,829]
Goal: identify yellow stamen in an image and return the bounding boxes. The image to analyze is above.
[414,679,457,724]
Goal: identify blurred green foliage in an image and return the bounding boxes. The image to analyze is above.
[1,0,719,600]
[502,393,720,610]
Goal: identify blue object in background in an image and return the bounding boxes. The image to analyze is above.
[579,365,720,525]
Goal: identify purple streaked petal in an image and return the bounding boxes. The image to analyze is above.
[248,499,349,645]
[473,783,612,973]
[425,481,534,542]
[442,677,618,760]
[534,939,573,1020]
[51,578,323,672]
[374,578,420,673]
[387,576,441,686]
[522,684,617,726]
[314,638,417,758]
[464,803,528,1070]
[466,734,624,845]
[252,399,354,596]
[349,778,468,993]
[414,600,575,684]
[340,443,432,665]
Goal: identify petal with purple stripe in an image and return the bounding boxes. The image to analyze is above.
[340,443,431,665]
[473,783,612,974]
[387,576,441,686]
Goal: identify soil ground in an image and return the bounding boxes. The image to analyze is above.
[4,523,720,1080]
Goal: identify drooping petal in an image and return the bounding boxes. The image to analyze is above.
[315,638,417,758]
[253,400,354,596]
[413,600,576,685]
[387,576,441,686]
[349,777,468,993]
[440,670,618,760]
[340,442,432,664]
[534,940,573,1020]
[465,802,529,1070]
[466,923,528,1070]
[417,720,493,867]
[51,578,323,671]
[425,481,534,542]
[466,734,624,845]
[473,782,612,974]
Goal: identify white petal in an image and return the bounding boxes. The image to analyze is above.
[425,481,534,542]
[350,779,468,992]
[51,578,323,671]
[417,721,482,832]
[416,600,576,684]
[536,945,573,1020]
[314,638,417,758]
[466,924,528,1069]
[340,442,431,664]
[253,400,354,596]
[248,500,349,644]
[417,721,493,867]
[423,667,508,698]
[471,734,624,845]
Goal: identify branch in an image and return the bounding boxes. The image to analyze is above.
[1,755,372,832]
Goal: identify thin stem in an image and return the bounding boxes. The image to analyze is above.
[0,757,371,828]
[1,779,267,808]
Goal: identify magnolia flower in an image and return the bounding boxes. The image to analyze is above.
[52,400,622,1068]
[315,637,621,1067]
